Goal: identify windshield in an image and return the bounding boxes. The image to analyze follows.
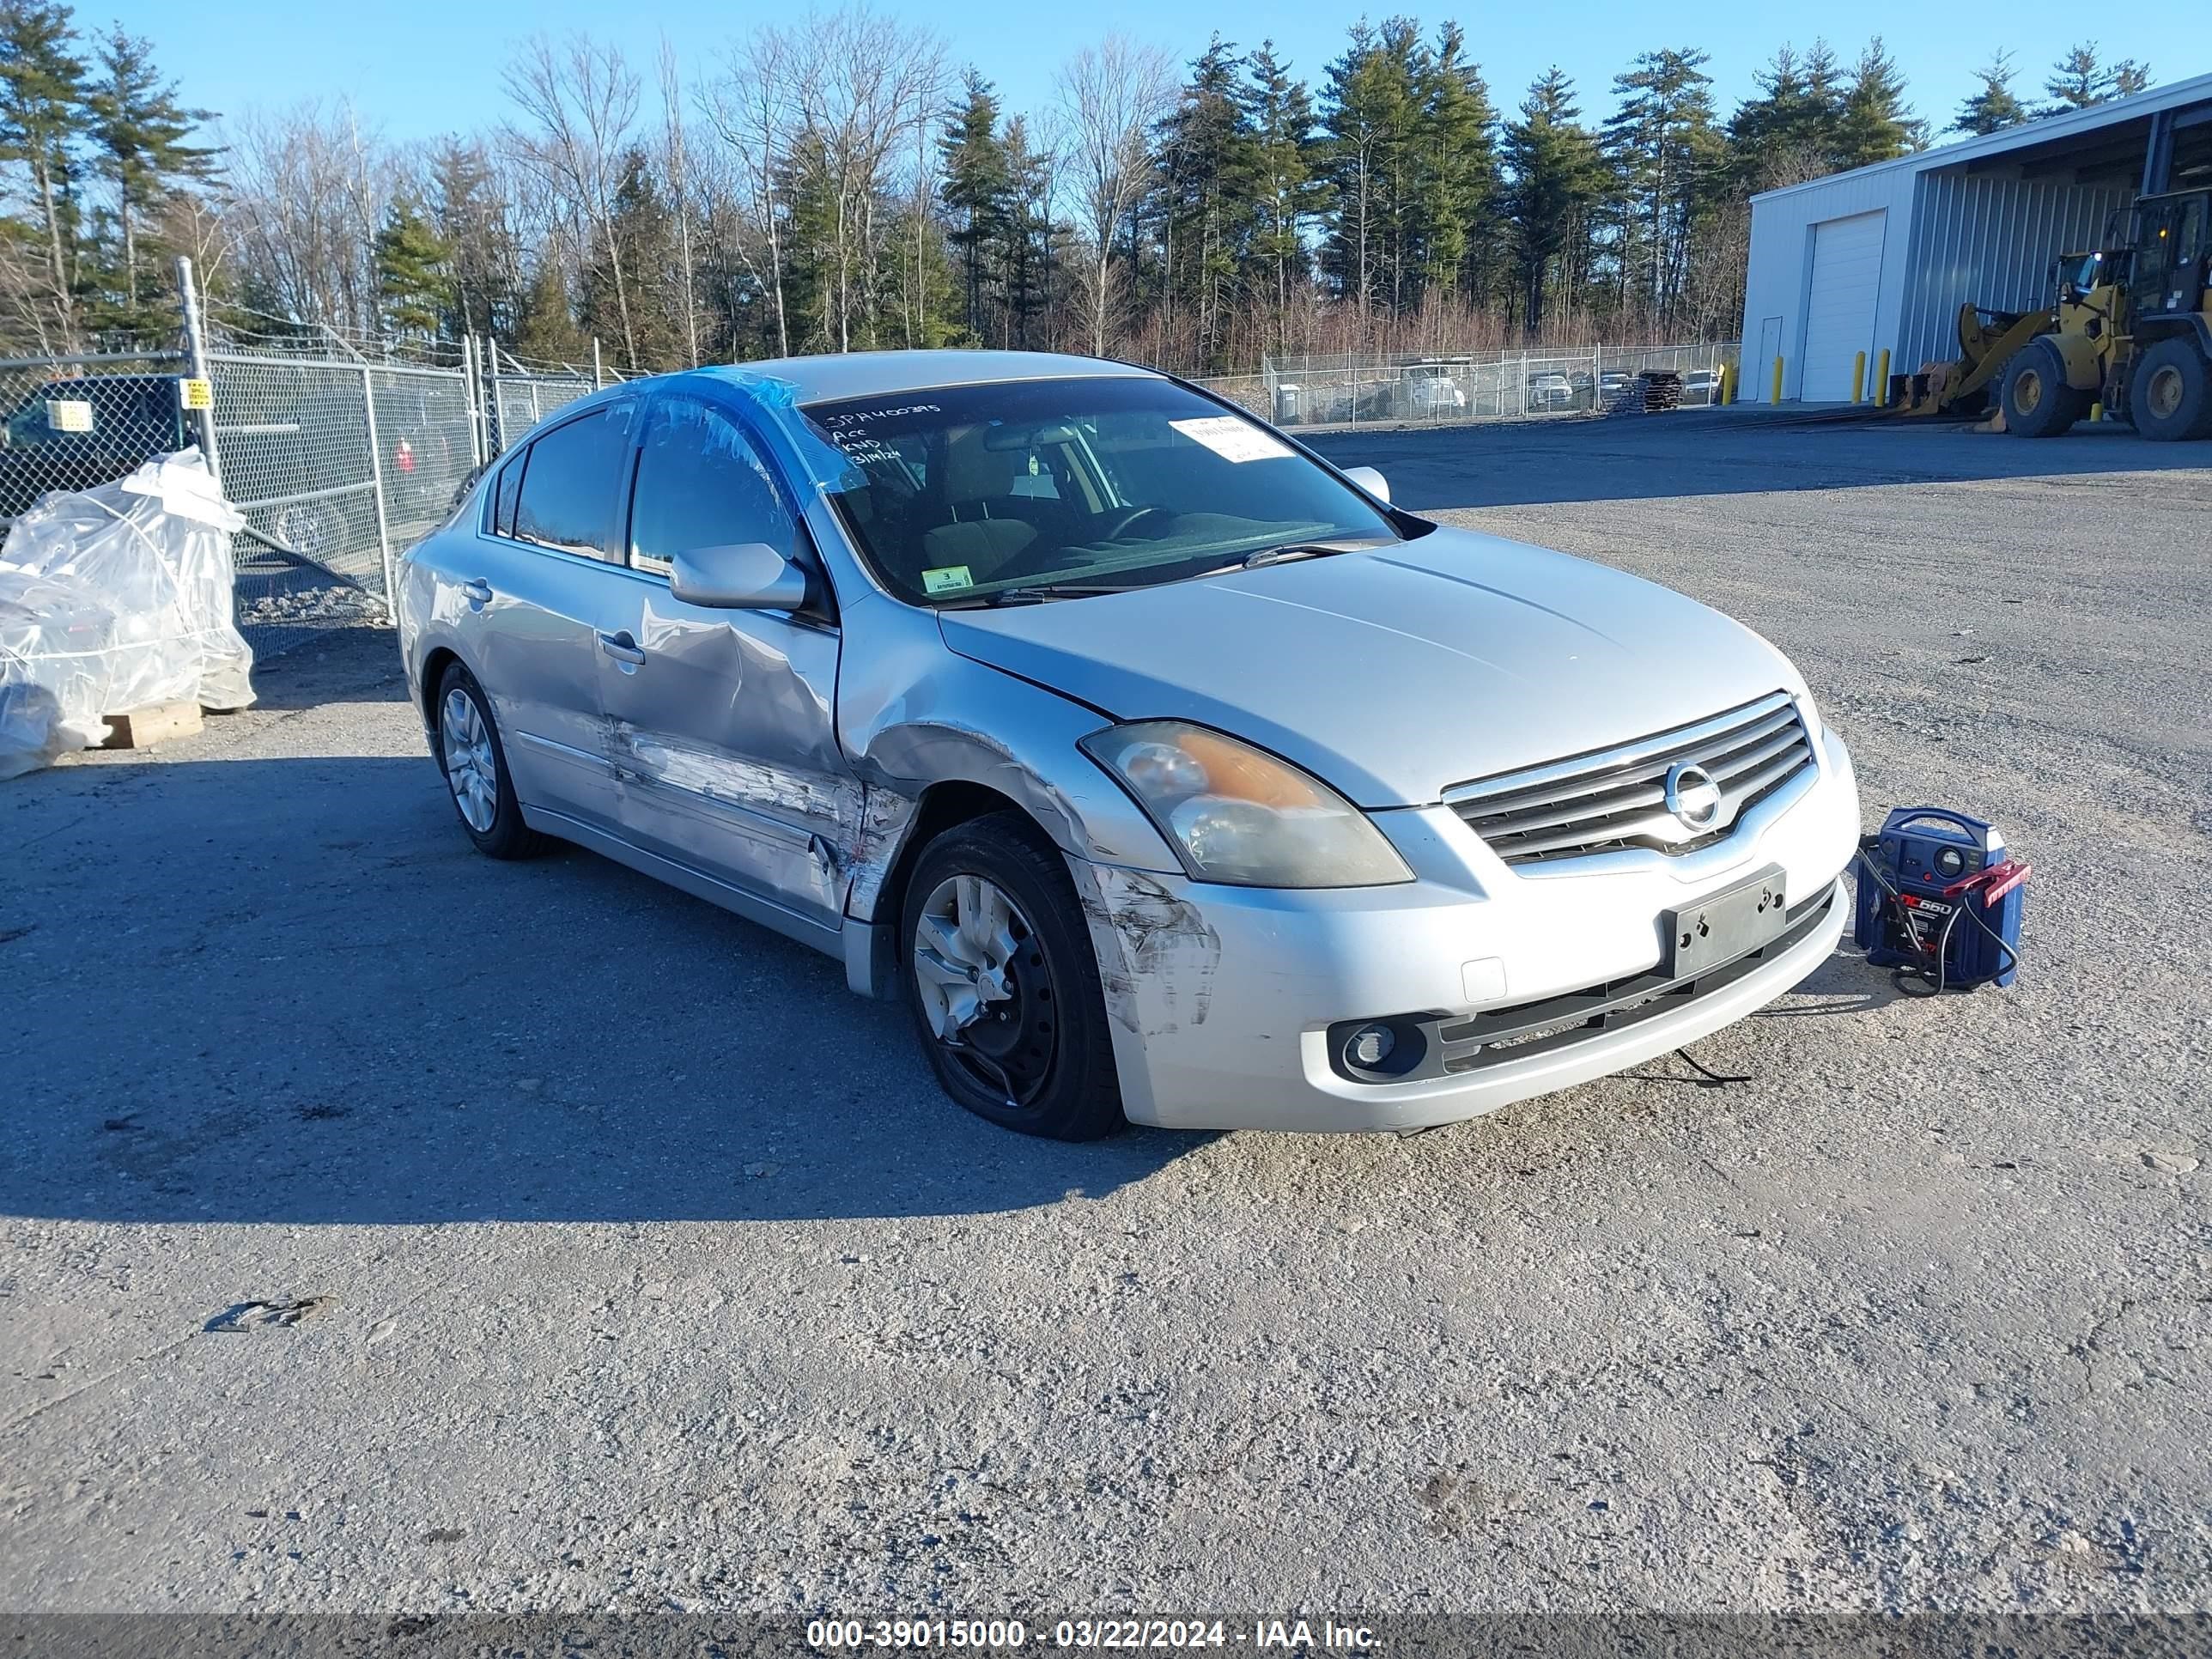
[801,376,1401,605]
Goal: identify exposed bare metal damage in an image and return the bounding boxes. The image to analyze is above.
[1073,860,1221,1036]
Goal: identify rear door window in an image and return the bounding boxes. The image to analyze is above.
[511,403,635,560]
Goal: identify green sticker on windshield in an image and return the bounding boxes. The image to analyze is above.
[921,565,973,593]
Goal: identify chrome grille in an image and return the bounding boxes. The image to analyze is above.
[1444,691,1816,866]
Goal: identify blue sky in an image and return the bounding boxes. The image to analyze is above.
[98,0,2200,149]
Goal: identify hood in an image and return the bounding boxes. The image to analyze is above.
[937,527,1803,808]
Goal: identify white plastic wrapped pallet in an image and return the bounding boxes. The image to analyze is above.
[0,447,253,780]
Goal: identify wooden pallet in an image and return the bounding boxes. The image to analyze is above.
[99,702,204,750]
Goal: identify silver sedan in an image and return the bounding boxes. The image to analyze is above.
[398,351,1857,1139]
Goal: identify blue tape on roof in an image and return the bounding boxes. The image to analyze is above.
[698,367,865,492]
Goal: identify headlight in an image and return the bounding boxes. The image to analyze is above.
[1080,720,1413,888]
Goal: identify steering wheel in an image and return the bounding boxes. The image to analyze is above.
[1097,504,1174,540]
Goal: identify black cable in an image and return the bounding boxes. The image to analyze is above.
[1674,1047,1753,1086]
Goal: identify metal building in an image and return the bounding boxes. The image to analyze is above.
[1741,73,2212,402]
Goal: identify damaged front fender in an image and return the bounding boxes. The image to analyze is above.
[835,599,1180,926]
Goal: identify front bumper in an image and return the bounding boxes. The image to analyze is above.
[1076,725,1858,1133]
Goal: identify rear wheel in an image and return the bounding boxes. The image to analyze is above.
[434,661,547,860]
[2130,337,2212,441]
[1999,339,2081,438]
[901,813,1123,1140]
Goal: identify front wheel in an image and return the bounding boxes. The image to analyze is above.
[1999,339,2081,438]
[2130,337,2212,441]
[901,813,1124,1140]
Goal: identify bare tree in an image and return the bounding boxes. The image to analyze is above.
[794,6,946,353]
[503,33,642,368]
[220,102,393,332]
[1057,37,1170,356]
[702,26,798,357]
[659,37,701,368]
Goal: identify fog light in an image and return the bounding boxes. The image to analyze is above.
[1346,1023,1395,1069]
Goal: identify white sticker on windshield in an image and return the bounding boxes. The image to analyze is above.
[1170,416,1291,463]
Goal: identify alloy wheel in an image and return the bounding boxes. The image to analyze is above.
[912,872,1057,1105]
[441,686,498,833]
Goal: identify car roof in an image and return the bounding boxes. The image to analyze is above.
[682,349,1160,406]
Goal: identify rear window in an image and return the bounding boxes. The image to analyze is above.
[512,403,635,559]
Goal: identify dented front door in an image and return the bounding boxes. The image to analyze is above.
[597,394,856,931]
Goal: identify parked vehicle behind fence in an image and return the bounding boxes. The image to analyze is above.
[0,374,190,520]
[397,350,1857,1140]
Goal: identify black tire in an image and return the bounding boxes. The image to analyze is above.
[433,661,548,860]
[2130,337,2212,442]
[1999,339,2081,438]
[900,811,1124,1140]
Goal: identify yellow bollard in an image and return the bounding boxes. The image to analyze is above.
[2088,402,2103,422]
[1851,350,1866,404]
[1874,349,1891,408]
[1719,362,1735,405]
[1771,355,1784,404]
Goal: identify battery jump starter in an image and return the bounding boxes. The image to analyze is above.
[1851,806,2028,995]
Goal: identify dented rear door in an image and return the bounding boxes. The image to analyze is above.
[598,393,856,931]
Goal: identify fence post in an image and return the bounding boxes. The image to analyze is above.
[592,338,604,389]
[460,333,483,467]
[359,364,396,601]
[175,255,220,484]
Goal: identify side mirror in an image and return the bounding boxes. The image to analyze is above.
[668,541,809,611]
[1342,465,1390,504]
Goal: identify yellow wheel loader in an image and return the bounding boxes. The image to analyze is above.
[1894,187,2212,441]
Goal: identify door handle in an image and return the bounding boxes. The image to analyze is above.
[598,630,647,665]
[461,578,492,606]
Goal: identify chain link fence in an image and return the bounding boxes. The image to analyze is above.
[1200,342,1739,429]
[1,265,1748,663]
[0,346,191,524]
[205,343,607,651]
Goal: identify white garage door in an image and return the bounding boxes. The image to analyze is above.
[1799,210,1887,402]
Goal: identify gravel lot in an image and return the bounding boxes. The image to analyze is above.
[5,413,2208,1618]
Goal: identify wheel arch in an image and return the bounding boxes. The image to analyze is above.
[418,646,465,744]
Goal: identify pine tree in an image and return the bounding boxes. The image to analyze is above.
[1243,42,1321,336]
[939,70,1012,343]
[83,24,215,324]
[2109,59,2154,99]
[0,0,88,343]
[1156,36,1259,366]
[1729,42,1845,178]
[374,198,453,339]
[2042,44,2153,113]
[999,113,1053,349]
[1953,52,2029,135]
[2044,44,2105,112]
[584,149,681,370]
[1833,38,1922,168]
[512,255,588,365]
[1605,48,1716,325]
[1410,24,1498,307]
[1320,22,1419,316]
[429,138,516,342]
[1504,68,1604,332]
